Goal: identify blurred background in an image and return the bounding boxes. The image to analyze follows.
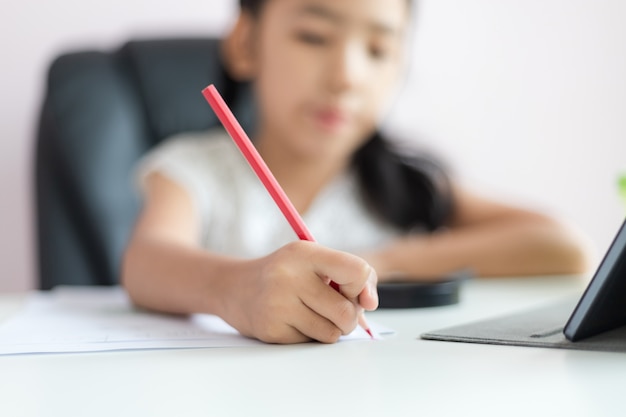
[1,0,625,292]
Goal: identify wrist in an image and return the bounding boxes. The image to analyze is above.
[204,256,259,328]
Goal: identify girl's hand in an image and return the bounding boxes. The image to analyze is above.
[219,241,378,344]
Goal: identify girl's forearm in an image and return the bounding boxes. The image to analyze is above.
[367,218,593,280]
[122,237,250,316]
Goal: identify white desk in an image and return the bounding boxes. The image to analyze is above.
[0,276,623,417]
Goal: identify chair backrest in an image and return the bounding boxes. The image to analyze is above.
[35,38,255,289]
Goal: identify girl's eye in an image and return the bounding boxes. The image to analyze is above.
[296,32,329,46]
[369,45,390,61]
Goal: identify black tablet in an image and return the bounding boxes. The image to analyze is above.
[564,219,626,341]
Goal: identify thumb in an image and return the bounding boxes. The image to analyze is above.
[358,268,379,311]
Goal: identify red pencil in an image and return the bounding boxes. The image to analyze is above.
[202,84,373,339]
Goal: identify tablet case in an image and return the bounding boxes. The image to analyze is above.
[421,297,626,353]
[422,219,626,352]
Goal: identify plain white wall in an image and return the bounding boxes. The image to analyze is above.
[1,0,625,292]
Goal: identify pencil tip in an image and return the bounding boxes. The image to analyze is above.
[366,328,374,339]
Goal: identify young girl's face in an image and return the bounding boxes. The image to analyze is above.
[240,0,409,162]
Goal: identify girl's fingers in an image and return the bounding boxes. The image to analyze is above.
[257,301,346,344]
[359,276,379,311]
[304,243,377,301]
[299,277,359,335]
[261,326,311,344]
[286,302,344,344]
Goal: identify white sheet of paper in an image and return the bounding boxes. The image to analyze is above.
[0,287,393,355]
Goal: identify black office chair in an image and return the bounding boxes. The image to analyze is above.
[35,38,255,289]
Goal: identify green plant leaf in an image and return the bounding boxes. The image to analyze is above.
[619,174,626,196]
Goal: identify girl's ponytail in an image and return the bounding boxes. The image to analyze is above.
[352,132,454,231]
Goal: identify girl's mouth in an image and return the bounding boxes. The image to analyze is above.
[312,108,351,133]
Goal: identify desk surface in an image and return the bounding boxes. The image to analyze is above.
[1,276,623,417]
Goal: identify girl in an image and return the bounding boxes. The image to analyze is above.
[122,0,591,344]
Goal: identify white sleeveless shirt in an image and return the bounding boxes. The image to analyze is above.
[136,129,402,258]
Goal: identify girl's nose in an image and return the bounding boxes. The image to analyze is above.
[326,41,368,94]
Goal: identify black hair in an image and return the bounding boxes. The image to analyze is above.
[238,0,454,231]
[352,132,453,231]
[240,0,264,16]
